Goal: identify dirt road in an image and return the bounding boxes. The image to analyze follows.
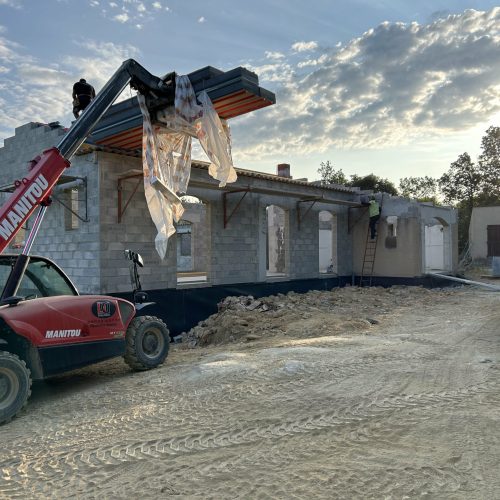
[1,286,499,499]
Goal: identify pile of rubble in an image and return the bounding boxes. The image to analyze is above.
[180,285,450,348]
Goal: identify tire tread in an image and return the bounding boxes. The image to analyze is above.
[0,351,32,425]
[123,316,169,371]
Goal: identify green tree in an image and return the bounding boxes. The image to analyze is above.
[399,176,438,202]
[348,173,398,196]
[439,152,484,252]
[438,153,482,212]
[478,126,500,198]
[317,161,348,185]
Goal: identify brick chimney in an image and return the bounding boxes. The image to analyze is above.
[277,163,291,178]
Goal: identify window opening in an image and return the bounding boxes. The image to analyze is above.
[10,226,26,250]
[319,211,337,274]
[177,196,210,284]
[266,205,288,277]
[64,188,80,230]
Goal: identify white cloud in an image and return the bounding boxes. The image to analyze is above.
[291,41,318,53]
[0,34,26,63]
[114,12,129,22]
[297,54,328,68]
[0,0,22,8]
[198,16,205,23]
[0,38,142,142]
[265,51,285,60]
[246,61,293,84]
[93,0,165,26]
[232,8,500,162]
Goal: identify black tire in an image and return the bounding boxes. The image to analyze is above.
[0,351,32,425]
[123,316,170,371]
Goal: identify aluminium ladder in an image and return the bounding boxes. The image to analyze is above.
[359,198,383,287]
[359,228,379,286]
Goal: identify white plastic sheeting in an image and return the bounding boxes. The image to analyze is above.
[138,93,184,260]
[196,91,237,187]
[138,75,237,259]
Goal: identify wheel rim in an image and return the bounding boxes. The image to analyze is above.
[141,327,165,360]
[0,367,19,411]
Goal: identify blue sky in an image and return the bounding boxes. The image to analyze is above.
[0,0,499,187]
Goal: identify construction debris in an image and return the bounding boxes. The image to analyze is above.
[180,285,456,348]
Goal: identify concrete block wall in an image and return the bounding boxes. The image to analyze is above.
[0,123,102,294]
[289,205,353,279]
[333,209,352,276]
[33,154,101,293]
[97,152,176,294]
[288,203,319,279]
[0,123,68,184]
[187,175,356,286]
[206,190,261,285]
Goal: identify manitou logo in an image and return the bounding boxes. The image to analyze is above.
[91,300,116,318]
[45,329,81,339]
[0,174,49,241]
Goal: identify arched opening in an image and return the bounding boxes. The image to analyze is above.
[319,211,337,274]
[424,217,451,272]
[266,204,288,277]
[176,196,210,283]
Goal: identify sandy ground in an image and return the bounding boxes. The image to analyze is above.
[0,285,499,499]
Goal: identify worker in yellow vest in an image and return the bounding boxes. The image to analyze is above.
[369,196,380,239]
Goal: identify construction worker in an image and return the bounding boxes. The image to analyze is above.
[368,196,380,239]
[72,78,96,119]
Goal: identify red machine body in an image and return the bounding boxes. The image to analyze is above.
[1,295,135,346]
[0,293,136,378]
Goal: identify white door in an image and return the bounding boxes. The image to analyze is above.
[425,225,444,270]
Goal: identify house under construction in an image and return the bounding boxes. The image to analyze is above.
[0,72,458,334]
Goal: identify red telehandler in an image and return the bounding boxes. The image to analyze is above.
[0,60,181,424]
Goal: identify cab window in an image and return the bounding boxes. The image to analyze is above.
[0,257,78,299]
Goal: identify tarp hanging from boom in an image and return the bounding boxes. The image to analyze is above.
[138,76,237,259]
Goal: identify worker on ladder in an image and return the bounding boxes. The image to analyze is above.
[368,196,380,239]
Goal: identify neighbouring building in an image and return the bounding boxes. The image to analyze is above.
[469,206,500,262]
